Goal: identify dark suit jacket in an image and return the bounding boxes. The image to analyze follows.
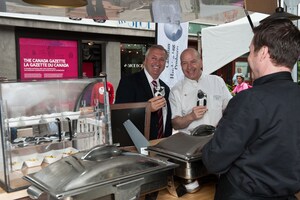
[115,69,172,139]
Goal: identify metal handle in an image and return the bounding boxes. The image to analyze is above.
[81,144,121,161]
[114,177,144,200]
[66,117,72,141]
[55,118,62,142]
[27,186,44,199]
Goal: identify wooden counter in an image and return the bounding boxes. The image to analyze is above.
[0,182,216,200]
[156,182,215,200]
[2,183,300,200]
[0,187,28,200]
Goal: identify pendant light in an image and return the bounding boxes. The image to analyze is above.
[22,0,87,8]
[260,0,300,23]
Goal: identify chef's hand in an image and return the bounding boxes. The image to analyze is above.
[148,96,166,112]
[190,106,208,120]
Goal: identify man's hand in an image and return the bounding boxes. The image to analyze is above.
[190,105,208,120]
[148,96,166,112]
[172,105,208,130]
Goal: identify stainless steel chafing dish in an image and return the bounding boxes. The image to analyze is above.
[23,144,177,200]
[147,125,215,181]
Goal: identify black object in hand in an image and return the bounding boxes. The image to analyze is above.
[197,90,207,106]
[154,86,165,97]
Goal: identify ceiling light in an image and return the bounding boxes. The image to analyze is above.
[244,0,300,27]
[22,0,87,8]
[260,6,300,23]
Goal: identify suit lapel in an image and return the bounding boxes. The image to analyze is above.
[138,70,153,99]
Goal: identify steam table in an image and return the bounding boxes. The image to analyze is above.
[0,138,216,200]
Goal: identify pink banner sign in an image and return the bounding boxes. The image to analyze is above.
[19,38,78,80]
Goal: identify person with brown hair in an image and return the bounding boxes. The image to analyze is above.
[202,18,300,200]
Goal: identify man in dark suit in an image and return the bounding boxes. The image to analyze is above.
[115,45,172,140]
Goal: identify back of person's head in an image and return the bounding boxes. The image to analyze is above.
[252,18,300,69]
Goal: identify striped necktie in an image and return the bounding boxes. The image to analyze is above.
[151,80,164,138]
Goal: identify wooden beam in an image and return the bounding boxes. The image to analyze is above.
[244,0,277,14]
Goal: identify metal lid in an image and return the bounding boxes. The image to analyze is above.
[23,145,176,199]
[147,131,213,161]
